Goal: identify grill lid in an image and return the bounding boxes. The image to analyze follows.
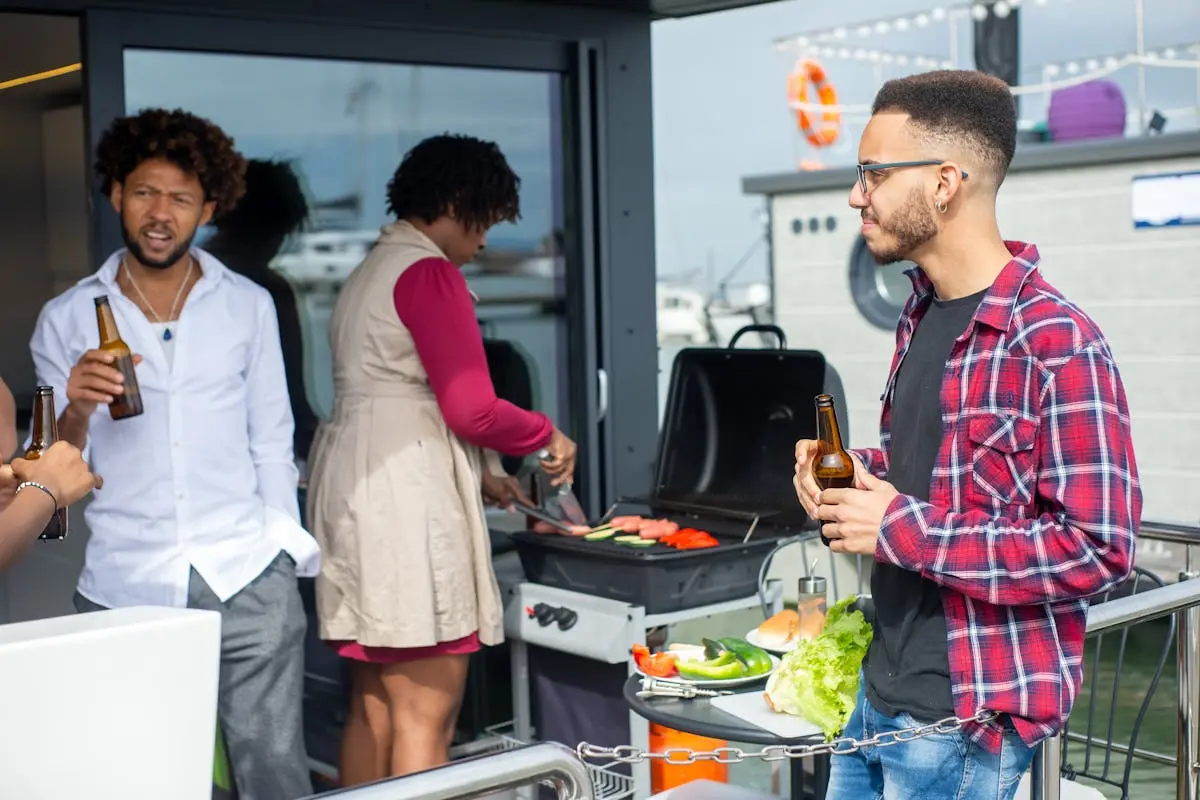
[650,325,827,533]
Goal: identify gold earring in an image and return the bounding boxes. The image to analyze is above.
[935,200,948,214]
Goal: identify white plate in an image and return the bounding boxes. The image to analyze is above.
[634,653,781,688]
[744,628,802,655]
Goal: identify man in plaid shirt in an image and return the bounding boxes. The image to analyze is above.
[793,70,1140,799]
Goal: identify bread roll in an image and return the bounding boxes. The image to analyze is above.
[756,609,799,649]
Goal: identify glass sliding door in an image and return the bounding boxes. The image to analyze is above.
[122,50,572,482]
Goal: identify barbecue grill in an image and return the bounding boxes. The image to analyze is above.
[513,324,835,614]
[503,326,845,799]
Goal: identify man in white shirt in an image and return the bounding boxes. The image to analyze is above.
[30,108,319,800]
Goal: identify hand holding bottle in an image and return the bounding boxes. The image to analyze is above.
[10,441,102,509]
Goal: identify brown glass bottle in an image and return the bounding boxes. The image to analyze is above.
[812,393,854,547]
[25,386,68,541]
[95,295,144,419]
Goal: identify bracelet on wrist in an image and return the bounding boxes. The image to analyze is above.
[16,481,59,513]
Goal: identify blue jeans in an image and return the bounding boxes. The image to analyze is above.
[827,682,1035,800]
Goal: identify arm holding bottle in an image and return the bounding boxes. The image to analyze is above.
[793,439,869,517]
[30,306,142,451]
[0,441,100,571]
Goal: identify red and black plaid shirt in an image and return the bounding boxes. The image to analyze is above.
[852,241,1141,752]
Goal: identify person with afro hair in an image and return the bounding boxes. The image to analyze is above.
[29,107,318,800]
[305,133,577,784]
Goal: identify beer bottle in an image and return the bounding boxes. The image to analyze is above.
[95,295,144,419]
[25,386,68,541]
[812,393,854,547]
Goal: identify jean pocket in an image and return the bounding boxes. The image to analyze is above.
[998,731,1036,793]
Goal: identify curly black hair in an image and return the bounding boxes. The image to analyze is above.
[213,158,309,239]
[872,70,1017,185]
[386,134,520,231]
[94,107,248,217]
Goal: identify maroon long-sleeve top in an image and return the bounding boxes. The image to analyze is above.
[392,257,553,456]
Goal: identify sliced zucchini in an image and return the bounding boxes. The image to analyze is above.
[584,530,615,541]
[614,535,644,543]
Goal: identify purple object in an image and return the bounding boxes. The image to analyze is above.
[1047,79,1127,142]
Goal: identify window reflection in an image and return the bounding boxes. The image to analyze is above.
[123,49,568,458]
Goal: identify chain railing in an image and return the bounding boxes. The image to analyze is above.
[578,709,997,767]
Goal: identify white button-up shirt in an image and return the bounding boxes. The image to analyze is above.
[30,248,321,608]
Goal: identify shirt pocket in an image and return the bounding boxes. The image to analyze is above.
[967,413,1039,507]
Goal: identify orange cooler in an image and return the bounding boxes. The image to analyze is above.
[649,723,730,791]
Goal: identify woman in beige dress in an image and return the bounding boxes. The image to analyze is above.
[306,134,577,785]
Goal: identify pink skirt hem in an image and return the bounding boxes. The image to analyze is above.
[328,632,481,664]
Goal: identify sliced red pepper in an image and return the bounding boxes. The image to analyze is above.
[632,643,651,671]
[630,644,678,677]
[642,652,678,677]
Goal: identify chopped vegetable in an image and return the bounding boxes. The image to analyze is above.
[675,650,747,681]
[717,637,773,676]
[632,644,678,677]
[660,528,719,550]
[764,596,873,740]
[584,530,615,541]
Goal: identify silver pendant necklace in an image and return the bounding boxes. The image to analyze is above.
[122,256,194,341]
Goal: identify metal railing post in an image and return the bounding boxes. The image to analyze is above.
[1031,734,1061,800]
[1179,571,1200,800]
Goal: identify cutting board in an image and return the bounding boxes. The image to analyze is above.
[710,691,823,741]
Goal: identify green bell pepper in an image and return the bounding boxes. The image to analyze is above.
[718,637,774,676]
[675,650,748,681]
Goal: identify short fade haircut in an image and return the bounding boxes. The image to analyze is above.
[386,133,520,232]
[94,107,247,217]
[872,70,1018,185]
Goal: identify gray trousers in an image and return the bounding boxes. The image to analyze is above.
[74,552,314,800]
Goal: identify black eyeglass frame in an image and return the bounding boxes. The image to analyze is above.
[855,160,969,194]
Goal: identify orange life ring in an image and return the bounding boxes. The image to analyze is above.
[787,58,840,148]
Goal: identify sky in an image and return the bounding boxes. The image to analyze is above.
[650,0,1200,288]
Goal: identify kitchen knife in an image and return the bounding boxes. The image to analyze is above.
[511,501,576,535]
[535,448,589,526]
[551,484,589,526]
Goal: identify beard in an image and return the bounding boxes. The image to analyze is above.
[121,221,196,270]
[865,186,938,265]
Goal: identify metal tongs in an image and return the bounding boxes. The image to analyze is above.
[636,676,733,699]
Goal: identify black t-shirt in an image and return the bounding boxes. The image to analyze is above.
[864,288,986,723]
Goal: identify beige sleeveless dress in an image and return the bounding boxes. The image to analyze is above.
[306,221,504,648]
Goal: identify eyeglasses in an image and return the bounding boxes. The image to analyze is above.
[855,160,969,194]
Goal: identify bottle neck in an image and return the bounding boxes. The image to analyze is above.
[30,396,57,451]
[96,302,122,346]
[816,406,844,451]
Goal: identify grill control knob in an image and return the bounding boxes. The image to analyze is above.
[533,603,556,627]
[556,608,578,631]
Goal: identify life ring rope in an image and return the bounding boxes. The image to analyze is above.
[787,58,841,148]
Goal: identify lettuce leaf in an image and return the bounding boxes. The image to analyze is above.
[764,595,873,740]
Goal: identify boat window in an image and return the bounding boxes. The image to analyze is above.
[848,233,912,331]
